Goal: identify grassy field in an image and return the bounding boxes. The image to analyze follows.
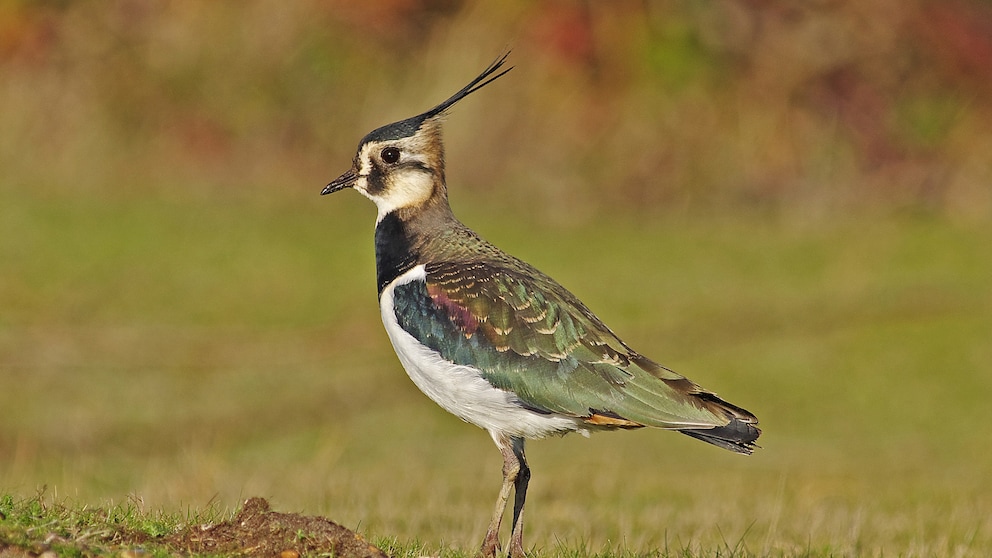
[3,3,991,555]
[1,186,990,557]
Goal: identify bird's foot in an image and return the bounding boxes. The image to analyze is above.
[478,540,526,558]
[507,529,526,558]
[478,530,501,558]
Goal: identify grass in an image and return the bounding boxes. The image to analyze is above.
[0,490,224,557]
[1,187,991,556]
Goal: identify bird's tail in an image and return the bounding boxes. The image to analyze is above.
[677,393,760,455]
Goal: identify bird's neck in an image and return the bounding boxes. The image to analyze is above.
[374,197,461,296]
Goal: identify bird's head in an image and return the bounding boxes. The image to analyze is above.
[322,53,512,222]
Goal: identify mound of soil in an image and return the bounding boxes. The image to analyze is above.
[164,497,388,558]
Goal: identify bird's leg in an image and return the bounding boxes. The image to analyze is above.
[479,433,521,558]
[507,437,530,558]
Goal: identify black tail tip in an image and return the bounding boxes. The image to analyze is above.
[679,419,761,455]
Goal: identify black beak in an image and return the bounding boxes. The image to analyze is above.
[321,168,358,195]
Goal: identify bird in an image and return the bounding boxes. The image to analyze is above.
[321,53,760,558]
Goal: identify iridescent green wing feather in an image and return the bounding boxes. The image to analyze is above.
[391,261,739,430]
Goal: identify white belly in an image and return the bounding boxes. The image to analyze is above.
[379,265,583,439]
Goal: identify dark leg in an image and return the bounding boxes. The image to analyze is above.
[507,436,530,558]
[479,433,521,558]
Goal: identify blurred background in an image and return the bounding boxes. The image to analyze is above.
[3,0,992,216]
[1,1,991,556]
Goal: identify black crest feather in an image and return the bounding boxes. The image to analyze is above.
[360,52,513,145]
[421,51,513,120]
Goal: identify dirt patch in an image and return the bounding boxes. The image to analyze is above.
[0,545,33,558]
[3,496,384,557]
[161,497,388,558]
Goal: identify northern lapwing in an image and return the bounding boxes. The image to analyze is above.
[321,53,760,558]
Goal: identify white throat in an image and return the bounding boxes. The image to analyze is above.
[358,171,435,225]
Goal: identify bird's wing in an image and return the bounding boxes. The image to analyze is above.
[390,260,747,430]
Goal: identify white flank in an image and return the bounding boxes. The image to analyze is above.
[380,265,585,439]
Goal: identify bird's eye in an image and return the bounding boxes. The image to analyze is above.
[381,147,401,164]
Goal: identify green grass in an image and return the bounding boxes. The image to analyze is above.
[0,491,224,557]
[2,188,991,557]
